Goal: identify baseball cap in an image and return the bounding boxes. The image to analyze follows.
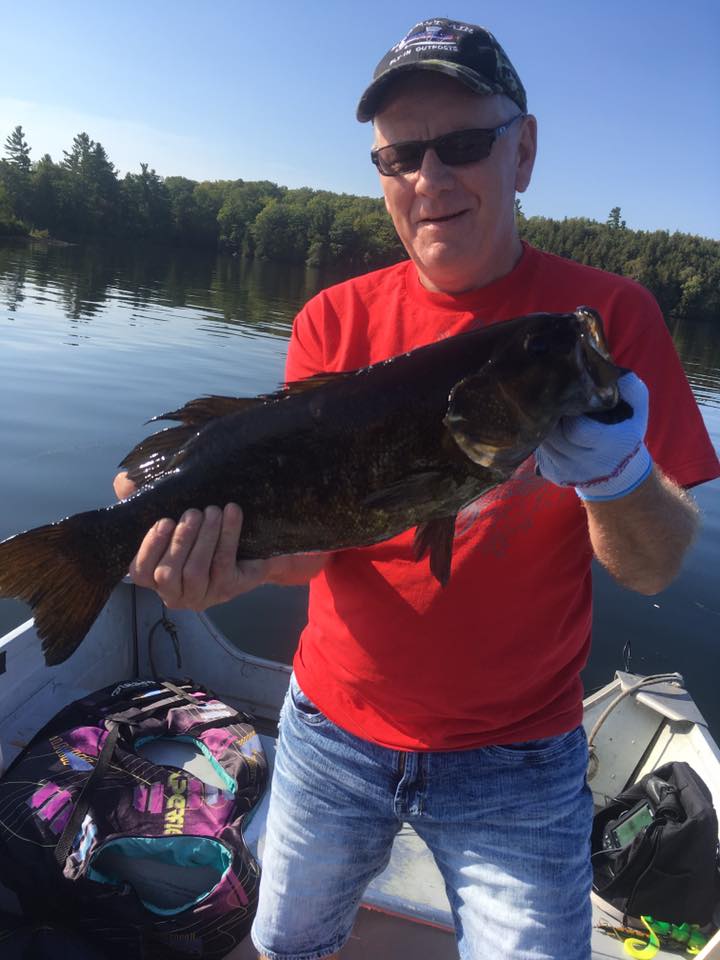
[357,18,527,122]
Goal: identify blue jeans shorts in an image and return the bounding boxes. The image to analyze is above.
[251,674,593,960]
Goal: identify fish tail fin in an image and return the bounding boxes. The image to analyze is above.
[0,508,135,666]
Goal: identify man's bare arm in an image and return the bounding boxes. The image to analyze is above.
[584,466,699,595]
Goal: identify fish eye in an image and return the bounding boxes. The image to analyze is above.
[525,328,577,356]
[524,334,550,356]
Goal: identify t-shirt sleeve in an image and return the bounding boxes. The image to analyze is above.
[609,284,720,489]
[284,300,327,383]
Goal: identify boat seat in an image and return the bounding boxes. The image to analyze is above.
[616,671,708,726]
[250,736,453,929]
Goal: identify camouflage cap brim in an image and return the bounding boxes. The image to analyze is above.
[357,61,505,122]
[356,18,527,123]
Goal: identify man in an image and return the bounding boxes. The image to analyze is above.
[115,18,719,960]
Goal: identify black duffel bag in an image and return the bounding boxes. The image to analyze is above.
[591,761,719,924]
[0,911,112,959]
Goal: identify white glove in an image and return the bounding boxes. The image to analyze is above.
[535,372,653,501]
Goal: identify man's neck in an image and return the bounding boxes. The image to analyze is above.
[416,235,524,295]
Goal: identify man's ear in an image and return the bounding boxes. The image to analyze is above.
[515,114,537,193]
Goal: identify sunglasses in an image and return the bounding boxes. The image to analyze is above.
[371,114,525,177]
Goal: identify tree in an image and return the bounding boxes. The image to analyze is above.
[252,197,309,263]
[0,180,24,235]
[60,132,120,234]
[4,125,31,172]
[191,180,230,248]
[165,176,201,245]
[121,163,171,240]
[29,153,65,231]
[607,206,626,230]
[1,125,32,220]
[217,180,281,254]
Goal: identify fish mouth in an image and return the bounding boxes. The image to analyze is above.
[576,340,618,410]
[573,308,621,411]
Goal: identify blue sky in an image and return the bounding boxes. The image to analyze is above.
[1,0,718,238]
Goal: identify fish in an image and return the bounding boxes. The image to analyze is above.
[0,306,629,667]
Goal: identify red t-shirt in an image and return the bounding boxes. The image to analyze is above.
[285,243,720,751]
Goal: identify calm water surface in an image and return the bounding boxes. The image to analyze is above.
[1,241,718,733]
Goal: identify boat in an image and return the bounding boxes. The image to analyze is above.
[0,580,718,959]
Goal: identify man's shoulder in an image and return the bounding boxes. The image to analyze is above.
[527,244,657,308]
[304,259,411,312]
[289,259,413,376]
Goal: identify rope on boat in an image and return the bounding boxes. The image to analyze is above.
[586,672,684,781]
[148,600,183,679]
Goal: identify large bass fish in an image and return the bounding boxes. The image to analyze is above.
[0,307,628,666]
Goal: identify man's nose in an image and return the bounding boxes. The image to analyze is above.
[415,148,455,195]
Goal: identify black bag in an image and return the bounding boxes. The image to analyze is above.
[591,761,719,924]
[0,911,112,959]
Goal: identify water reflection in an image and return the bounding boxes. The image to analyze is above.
[0,240,338,335]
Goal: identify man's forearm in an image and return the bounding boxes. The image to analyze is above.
[265,553,329,586]
[584,466,699,595]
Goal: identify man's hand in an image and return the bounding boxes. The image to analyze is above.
[535,372,652,501]
[532,378,699,595]
[130,502,270,609]
[113,471,327,610]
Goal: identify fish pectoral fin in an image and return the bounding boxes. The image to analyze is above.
[413,516,456,587]
[119,424,199,487]
[445,372,527,445]
[150,393,277,426]
[444,372,533,469]
[362,472,444,510]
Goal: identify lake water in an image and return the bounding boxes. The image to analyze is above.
[1,240,718,734]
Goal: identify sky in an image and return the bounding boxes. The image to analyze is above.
[0,0,718,239]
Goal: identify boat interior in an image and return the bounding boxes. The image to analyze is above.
[0,581,718,959]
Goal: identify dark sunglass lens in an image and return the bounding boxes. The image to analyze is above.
[375,142,424,175]
[437,130,495,166]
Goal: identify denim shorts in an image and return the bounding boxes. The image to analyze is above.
[251,674,593,960]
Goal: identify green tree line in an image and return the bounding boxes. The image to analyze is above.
[1,125,718,321]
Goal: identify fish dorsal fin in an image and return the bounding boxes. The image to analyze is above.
[118,424,200,488]
[283,370,357,394]
[413,516,457,586]
[122,391,294,489]
[121,377,352,489]
[121,387,300,488]
[149,393,276,426]
[152,373,356,427]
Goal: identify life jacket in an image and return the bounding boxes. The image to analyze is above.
[0,678,268,959]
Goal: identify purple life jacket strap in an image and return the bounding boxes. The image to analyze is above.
[54,721,121,867]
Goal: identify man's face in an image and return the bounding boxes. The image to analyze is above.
[373,73,537,294]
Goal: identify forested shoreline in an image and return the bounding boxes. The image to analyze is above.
[1,125,718,322]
